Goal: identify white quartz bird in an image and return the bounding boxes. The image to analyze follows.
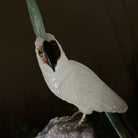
[35,33,128,128]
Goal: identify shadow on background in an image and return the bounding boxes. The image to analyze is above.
[0,0,137,137]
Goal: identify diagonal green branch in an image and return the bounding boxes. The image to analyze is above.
[105,113,132,138]
[26,0,46,39]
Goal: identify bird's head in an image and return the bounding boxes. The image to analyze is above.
[35,33,67,73]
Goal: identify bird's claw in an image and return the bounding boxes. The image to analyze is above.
[58,116,70,123]
[60,123,81,131]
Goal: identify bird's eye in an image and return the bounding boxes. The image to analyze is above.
[38,49,43,57]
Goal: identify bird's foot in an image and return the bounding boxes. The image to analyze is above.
[58,116,70,123]
[60,123,81,131]
[60,113,86,131]
[58,111,81,123]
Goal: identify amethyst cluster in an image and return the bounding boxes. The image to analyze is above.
[35,117,95,138]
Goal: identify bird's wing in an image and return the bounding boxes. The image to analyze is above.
[58,60,128,114]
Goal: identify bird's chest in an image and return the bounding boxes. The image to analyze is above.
[44,69,71,96]
[46,76,59,93]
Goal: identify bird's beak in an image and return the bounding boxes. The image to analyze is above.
[42,40,57,72]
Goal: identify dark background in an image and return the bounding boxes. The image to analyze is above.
[0,0,137,137]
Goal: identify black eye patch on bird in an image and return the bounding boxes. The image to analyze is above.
[42,40,61,72]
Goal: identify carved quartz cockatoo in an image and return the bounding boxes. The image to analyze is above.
[35,33,128,129]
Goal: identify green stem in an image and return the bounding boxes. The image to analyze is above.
[26,0,46,39]
[105,113,132,138]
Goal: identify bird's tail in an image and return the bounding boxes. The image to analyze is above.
[105,112,132,138]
